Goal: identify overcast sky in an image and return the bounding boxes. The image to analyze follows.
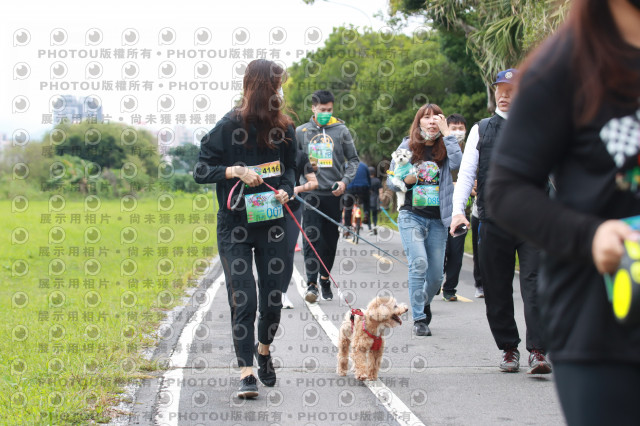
[1,0,425,143]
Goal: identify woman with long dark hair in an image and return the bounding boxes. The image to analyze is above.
[390,104,462,336]
[487,0,640,423]
[193,59,296,398]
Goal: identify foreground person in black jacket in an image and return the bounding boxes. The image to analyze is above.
[487,0,640,424]
[194,59,296,399]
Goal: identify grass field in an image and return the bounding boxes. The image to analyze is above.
[1,194,218,424]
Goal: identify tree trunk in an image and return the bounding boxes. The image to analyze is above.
[486,83,496,113]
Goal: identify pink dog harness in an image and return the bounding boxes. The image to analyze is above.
[350,308,383,351]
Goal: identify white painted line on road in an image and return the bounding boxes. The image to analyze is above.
[154,273,224,426]
[372,253,392,264]
[293,266,425,426]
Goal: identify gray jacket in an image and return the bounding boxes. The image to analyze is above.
[388,135,462,227]
[296,116,359,195]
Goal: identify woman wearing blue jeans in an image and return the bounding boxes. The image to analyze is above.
[390,103,462,336]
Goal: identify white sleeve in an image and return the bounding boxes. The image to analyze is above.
[451,124,479,216]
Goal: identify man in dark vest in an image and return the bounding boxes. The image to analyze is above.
[450,69,550,374]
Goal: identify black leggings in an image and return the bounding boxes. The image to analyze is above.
[554,361,640,426]
[217,213,288,367]
[370,199,379,227]
[301,193,342,283]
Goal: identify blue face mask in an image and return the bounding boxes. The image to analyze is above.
[277,87,284,99]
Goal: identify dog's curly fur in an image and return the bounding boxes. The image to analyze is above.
[337,296,408,381]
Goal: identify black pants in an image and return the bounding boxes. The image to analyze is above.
[554,361,640,426]
[443,229,466,296]
[282,205,302,292]
[301,193,342,283]
[471,215,483,289]
[478,220,544,351]
[370,197,379,227]
[217,212,288,367]
[343,187,371,229]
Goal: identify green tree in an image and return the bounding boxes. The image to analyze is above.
[285,26,486,165]
[388,0,570,101]
[44,121,160,176]
[168,143,200,172]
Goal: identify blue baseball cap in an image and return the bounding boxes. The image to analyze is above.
[492,69,518,86]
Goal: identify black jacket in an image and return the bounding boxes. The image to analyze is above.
[194,109,297,222]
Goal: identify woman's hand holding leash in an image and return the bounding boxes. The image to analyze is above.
[275,189,289,204]
[228,166,263,187]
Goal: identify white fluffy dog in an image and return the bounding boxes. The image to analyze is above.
[389,148,413,210]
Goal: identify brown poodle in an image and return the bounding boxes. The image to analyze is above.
[337,296,408,381]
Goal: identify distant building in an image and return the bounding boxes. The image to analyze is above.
[0,132,10,153]
[53,95,104,124]
[174,125,197,146]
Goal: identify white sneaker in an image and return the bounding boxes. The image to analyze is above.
[282,292,294,309]
[475,287,484,298]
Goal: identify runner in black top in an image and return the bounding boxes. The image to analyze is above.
[487,0,640,424]
[194,59,296,399]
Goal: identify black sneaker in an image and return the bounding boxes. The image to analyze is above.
[237,375,258,399]
[423,304,432,325]
[320,278,333,300]
[254,343,276,387]
[304,283,319,303]
[413,319,431,336]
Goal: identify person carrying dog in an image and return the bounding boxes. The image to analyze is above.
[388,103,462,336]
[296,90,360,303]
[193,59,296,398]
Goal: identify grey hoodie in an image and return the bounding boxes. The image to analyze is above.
[296,115,360,195]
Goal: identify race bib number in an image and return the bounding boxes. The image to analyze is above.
[308,142,333,168]
[413,185,440,207]
[248,161,281,178]
[245,191,283,223]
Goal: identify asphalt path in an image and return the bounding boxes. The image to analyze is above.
[124,225,565,426]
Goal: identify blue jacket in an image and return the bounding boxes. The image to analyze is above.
[387,135,462,227]
[347,162,371,190]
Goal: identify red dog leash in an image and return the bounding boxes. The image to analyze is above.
[226,179,364,321]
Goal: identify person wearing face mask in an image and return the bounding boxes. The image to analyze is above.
[450,69,550,374]
[487,0,640,423]
[388,103,462,336]
[441,114,470,302]
[296,90,360,302]
[193,59,296,398]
